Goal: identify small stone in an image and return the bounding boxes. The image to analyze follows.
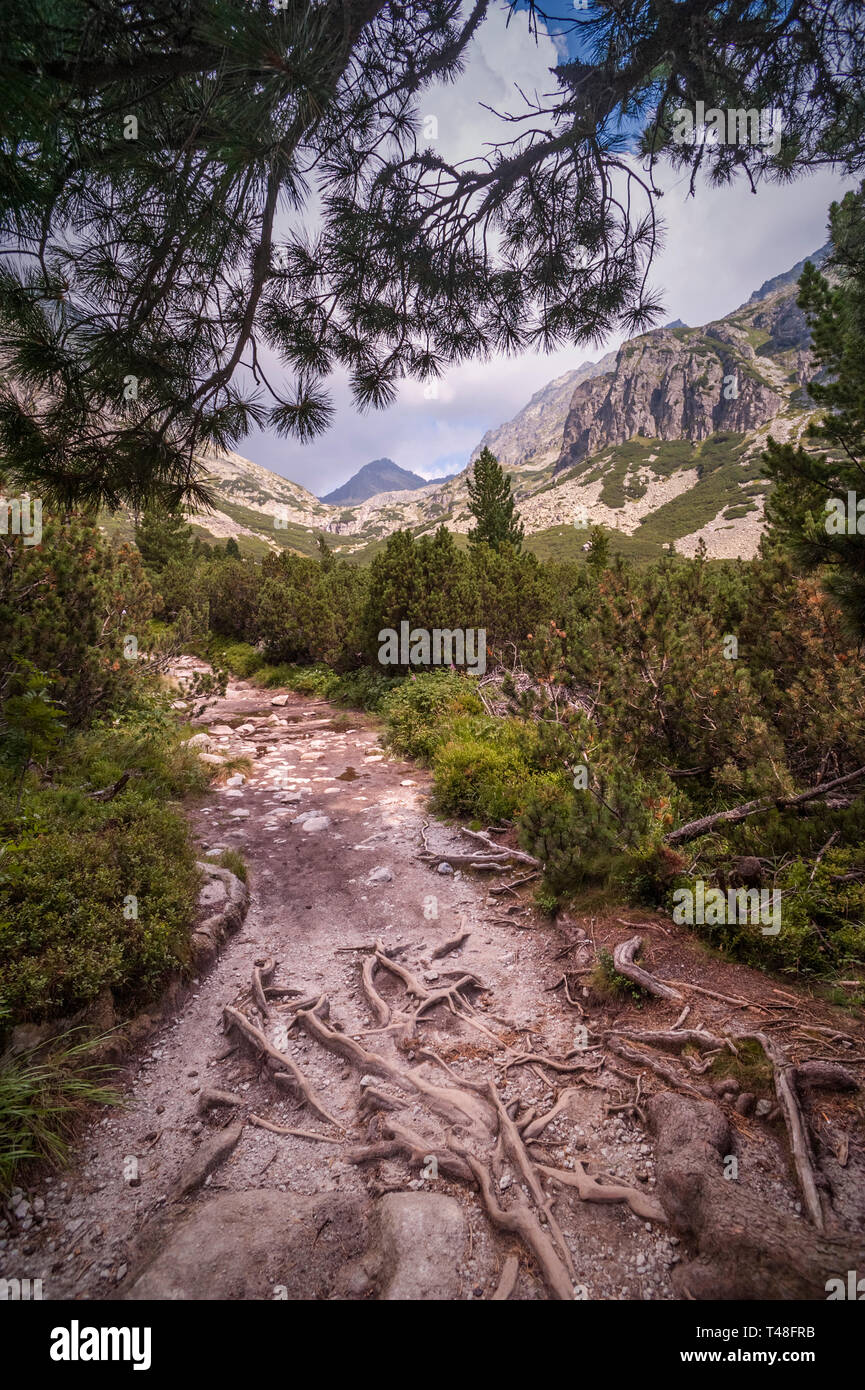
[367,866,393,884]
[436,862,454,876]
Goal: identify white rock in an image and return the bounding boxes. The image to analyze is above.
[302,815,330,833]
[271,694,289,706]
[367,866,394,884]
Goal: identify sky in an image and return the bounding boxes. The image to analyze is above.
[239,2,857,498]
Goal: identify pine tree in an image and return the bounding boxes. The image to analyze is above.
[224,537,241,560]
[134,507,192,574]
[0,1,860,506]
[763,182,865,636]
[467,449,524,552]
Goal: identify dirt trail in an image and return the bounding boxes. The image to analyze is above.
[3,662,863,1301]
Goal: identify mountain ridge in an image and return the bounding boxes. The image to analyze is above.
[140,243,825,564]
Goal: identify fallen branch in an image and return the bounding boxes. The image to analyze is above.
[665,764,865,846]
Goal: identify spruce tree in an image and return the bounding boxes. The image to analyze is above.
[467,449,524,552]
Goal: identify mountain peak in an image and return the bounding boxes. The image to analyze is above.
[320,459,434,504]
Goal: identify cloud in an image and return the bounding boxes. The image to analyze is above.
[239,6,856,497]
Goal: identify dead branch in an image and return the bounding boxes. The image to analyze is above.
[665,764,865,845]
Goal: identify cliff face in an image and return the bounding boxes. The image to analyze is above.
[556,288,810,474]
[159,246,825,564]
[471,353,617,472]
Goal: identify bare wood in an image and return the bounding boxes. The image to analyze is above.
[490,1254,519,1301]
[665,764,865,845]
[536,1163,666,1223]
[223,1004,342,1129]
[613,936,683,1002]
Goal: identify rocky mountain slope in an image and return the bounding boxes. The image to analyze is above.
[166,246,827,563]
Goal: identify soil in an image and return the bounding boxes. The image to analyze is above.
[2,662,863,1301]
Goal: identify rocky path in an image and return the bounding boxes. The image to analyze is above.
[3,662,863,1301]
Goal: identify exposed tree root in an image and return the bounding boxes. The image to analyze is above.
[197,1088,242,1114]
[504,1051,602,1076]
[251,957,274,1019]
[346,1115,474,1183]
[736,1031,826,1230]
[613,936,683,1002]
[606,1036,714,1100]
[521,1089,584,1141]
[490,1253,519,1301]
[609,1028,734,1055]
[248,1114,341,1142]
[432,931,472,959]
[485,1083,576,1280]
[535,1162,666,1223]
[222,1004,343,1130]
[296,998,495,1135]
[648,1092,865,1298]
[450,1143,575,1301]
[360,953,392,1027]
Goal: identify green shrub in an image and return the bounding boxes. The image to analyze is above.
[432,719,550,822]
[216,642,265,678]
[0,704,205,1027]
[381,672,484,762]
